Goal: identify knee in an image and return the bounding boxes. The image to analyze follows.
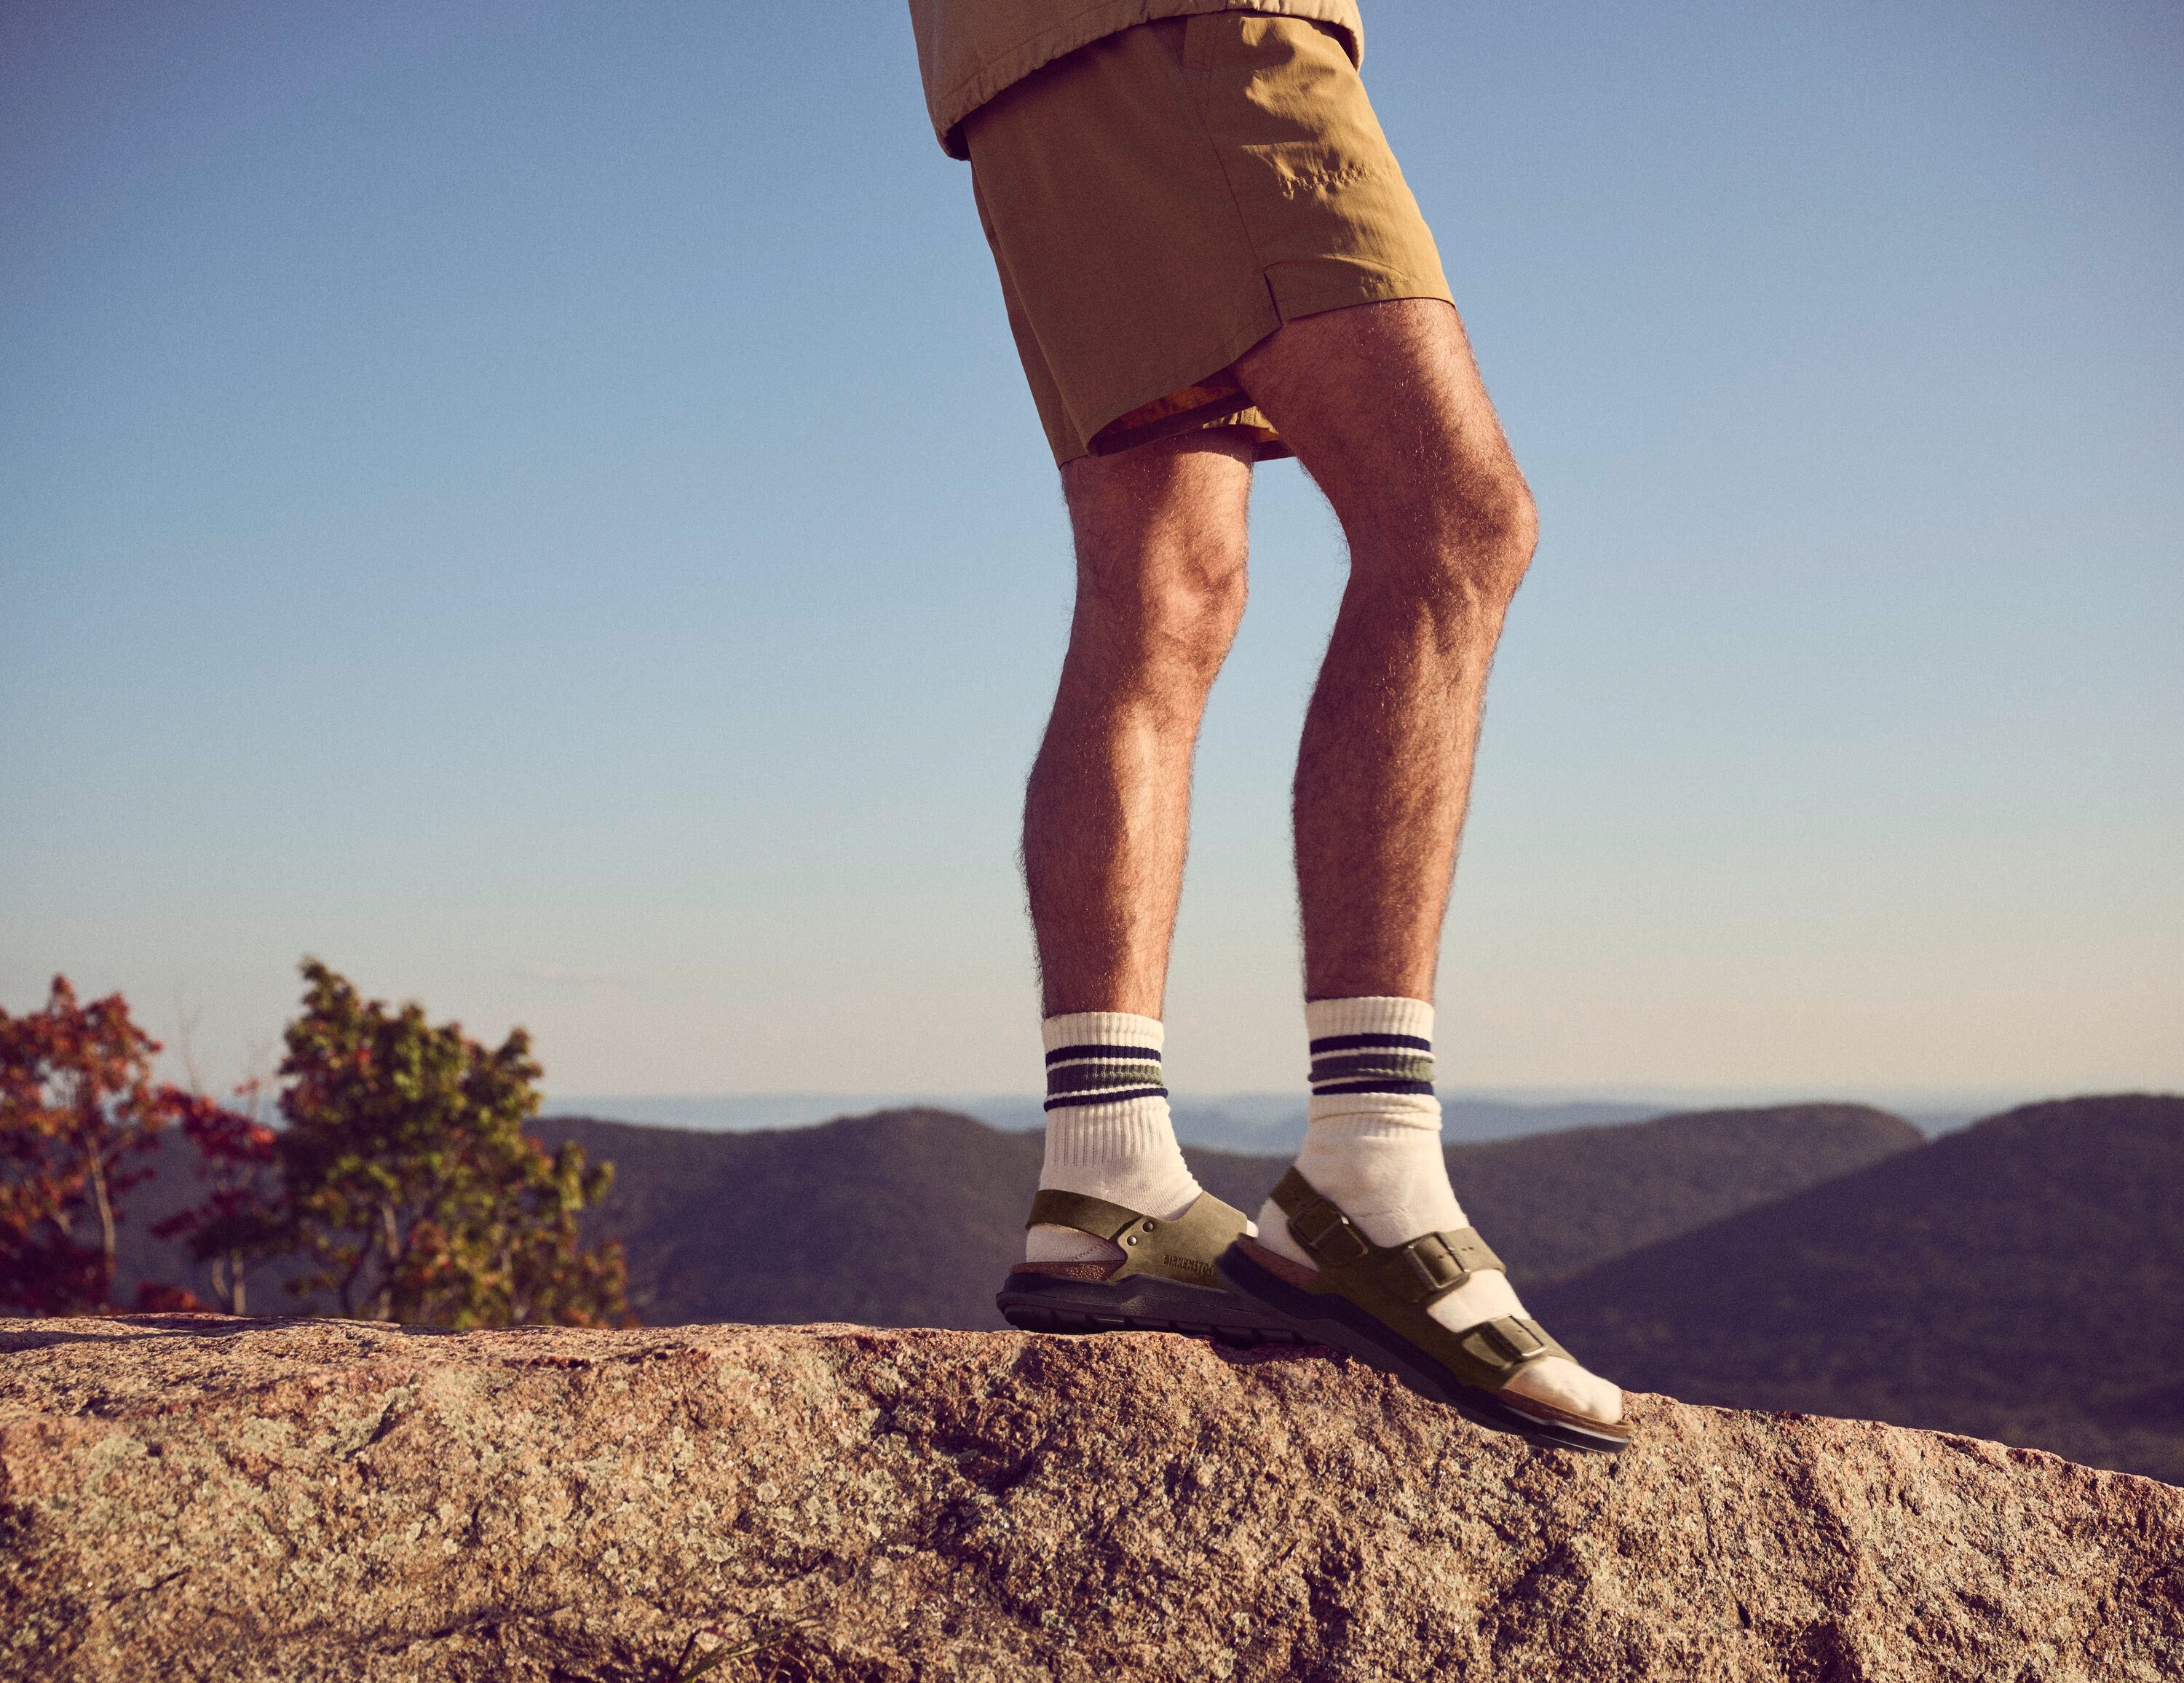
[1461,472,1538,608]
[1161,551,1250,670]
[1082,543,1249,682]
[1363,459,1537,621]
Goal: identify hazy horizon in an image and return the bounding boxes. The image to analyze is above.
[539,1086,2079,1144]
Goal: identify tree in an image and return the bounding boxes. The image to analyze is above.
[151,1082,280,1314]
[258,959,625,1327]
[0,977,177,1312]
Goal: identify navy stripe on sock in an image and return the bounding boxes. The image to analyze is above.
[1043,1085,1169,1112]
[1045,1042,1164,1065]
[1310,1078,1438,1096]
[1307,1031,1433,1054]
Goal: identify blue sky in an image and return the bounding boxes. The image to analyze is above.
[3,1,2178,1104]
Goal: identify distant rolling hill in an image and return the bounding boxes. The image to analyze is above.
[543,1109,1037,1332]
[535,1101,1919,1331]
[1448,1103,1918,1283]
[1532,1093,2184,1485]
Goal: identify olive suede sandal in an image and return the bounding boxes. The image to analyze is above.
[1216,1168,1634,1455]
[997,1188,1310,1345]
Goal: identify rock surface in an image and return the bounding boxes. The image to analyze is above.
[2,1316,2178,1682]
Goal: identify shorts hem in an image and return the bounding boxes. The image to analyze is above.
[1267,264,1454,325]
[1052,271,1448,467]
[1053,301,1283,466]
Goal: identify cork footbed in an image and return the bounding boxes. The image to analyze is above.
[1008,1260,1120,1283]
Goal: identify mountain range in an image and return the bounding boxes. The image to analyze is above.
[532,1101,1917,1332]
[539,1093,1668,1152]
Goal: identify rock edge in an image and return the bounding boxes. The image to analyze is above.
[2,1315,2179,1682]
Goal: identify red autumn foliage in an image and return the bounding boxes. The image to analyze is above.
[0,977,181,1312]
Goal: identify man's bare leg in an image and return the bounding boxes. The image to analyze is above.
[1240,299,1533,998]
[1233,298,1623,1427]
[1024,432,1256,1016]
[1017,432,1255,1264]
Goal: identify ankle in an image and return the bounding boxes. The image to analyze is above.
[1297,996,1457,1243]
[1029,1012,1200,1263]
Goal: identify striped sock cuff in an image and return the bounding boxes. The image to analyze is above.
[1041,1010,1167,1113]
[1307,995,1436,1098]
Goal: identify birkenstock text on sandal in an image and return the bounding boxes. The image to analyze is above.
[997,1187,1312,1345]
[1216,1168,1633,1454]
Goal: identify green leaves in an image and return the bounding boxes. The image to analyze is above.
[267,959,628,1327]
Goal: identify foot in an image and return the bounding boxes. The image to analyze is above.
[1229,1171,1629,1452]
[1257,991,1623,1428]
[998,1189,1299,1343]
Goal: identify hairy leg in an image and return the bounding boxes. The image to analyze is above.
[1232,301,1624,1428]
[1235,299,1538,1000]
[1024,432,1257,1017]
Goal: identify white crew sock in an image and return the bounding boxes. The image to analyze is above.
[1254,997,1621,1423]
[1027,1012,1206,1265]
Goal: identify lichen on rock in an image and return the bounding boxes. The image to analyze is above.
[1,1315,2178,1680]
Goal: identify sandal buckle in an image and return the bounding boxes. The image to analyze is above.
[1288,1199,1370,1268]
[1385,1233,1468,1303]
[1380,1228,1505,1305]
[1463,1315,1551,1375]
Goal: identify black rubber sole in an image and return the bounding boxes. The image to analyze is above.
[1214,1242,1630,1456]
[996,1269,1315,1346]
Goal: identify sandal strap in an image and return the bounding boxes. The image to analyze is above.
[1025,1188,1144,1241]
[1272,1168,1506,1306]
[1455,1315,1566,1381]
[1270,1168,1567,1393]
[1026,1189,1249,1286]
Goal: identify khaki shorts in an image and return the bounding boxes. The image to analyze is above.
[964,14,1452,467]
